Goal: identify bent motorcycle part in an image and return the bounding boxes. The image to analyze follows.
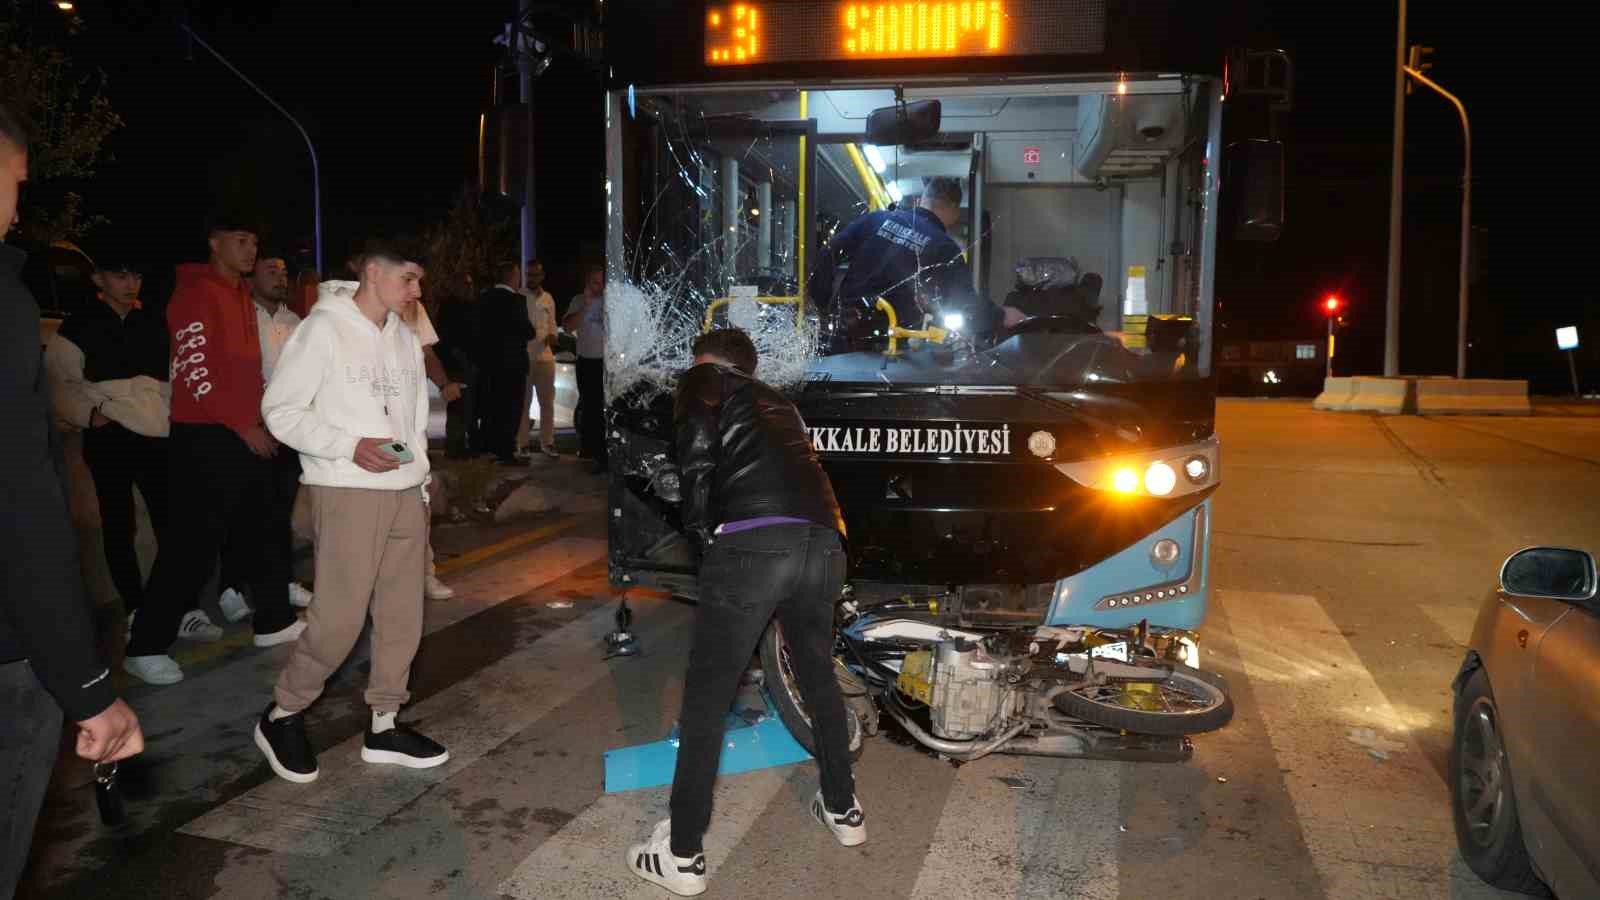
[1051,665,1234,735]
[601,689,813,794]
[1002,731,1194,764]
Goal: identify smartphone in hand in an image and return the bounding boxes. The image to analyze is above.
[382,441,416,464]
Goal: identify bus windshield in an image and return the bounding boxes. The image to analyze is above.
[607,79,1217,400]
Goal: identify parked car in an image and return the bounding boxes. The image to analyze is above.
[1451,546,1599,897]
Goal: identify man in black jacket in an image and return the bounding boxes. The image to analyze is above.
[0,103,144,899]
[43,239,173,624]
[475,261,534,464]
[625,328,863,898]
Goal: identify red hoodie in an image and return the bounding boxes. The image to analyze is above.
[167,262,264,435]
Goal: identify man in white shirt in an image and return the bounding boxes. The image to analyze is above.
[562,264,606,471]
[517,259,559,459]
[219,251,316,623]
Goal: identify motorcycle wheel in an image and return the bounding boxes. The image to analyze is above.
[759,622,866,761]
[1052,664,1234,735]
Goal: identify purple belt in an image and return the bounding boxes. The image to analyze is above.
[714,516,811,536]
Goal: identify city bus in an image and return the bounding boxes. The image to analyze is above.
[599,0,1290,759]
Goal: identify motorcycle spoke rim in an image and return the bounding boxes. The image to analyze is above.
[1073,678,1217,715]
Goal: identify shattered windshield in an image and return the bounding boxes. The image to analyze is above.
[605,81,1213,405]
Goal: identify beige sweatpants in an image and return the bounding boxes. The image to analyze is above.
[274,484,427,715]
[516,357,558,452]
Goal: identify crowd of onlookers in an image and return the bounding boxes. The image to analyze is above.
[0,97,615,897]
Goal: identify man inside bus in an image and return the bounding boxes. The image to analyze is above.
[809,175,1022,342]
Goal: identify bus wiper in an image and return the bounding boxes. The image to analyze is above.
[1015,386,1142,445]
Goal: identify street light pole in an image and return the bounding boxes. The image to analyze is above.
[518,0,537,276]
[1383,0,1406,377]
[1404,65,1471,380]
[180,24,322,275]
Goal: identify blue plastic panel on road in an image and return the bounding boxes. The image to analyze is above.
[603,692,813,793]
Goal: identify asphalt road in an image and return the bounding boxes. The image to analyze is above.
[16,400,1600,900]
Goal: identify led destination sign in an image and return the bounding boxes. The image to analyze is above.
[705,1,1106,66]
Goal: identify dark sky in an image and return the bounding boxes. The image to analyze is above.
[15,1,1554,388]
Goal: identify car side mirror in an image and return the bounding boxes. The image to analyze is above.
[1498,547,1598,602]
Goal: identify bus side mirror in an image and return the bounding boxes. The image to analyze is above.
[866,99,941,146]
[1224,139,1283,242]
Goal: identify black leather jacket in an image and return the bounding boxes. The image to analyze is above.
[674,362,846,548]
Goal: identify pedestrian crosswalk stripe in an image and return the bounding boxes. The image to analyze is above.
[499,768,793,899]
[911,753,1124,899]
[179,598,692,856]
[1220,590,1512,900]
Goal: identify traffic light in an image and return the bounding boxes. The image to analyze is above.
[1406,45,1434,94]
[1323,295,1342,315]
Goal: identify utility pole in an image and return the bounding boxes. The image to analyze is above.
[519,0,537,281]
[1383,0,1406,377]
[1404,50,1471,380]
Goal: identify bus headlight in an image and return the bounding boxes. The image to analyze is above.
[1144,462,1177,496]
[1184,456,1210,483]
[1112,467,1140,494]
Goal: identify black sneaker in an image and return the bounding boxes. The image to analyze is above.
[360,723,450,769]
[254,704,318,783]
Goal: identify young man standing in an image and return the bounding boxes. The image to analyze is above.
[517,259,559,459]
[255,239,448,782]
[626,328,863,897]
[562,264,606,471]
[218,250,316,620]
[125,215,303,685]
[1,101,145,897]
[475,261,534,465]
[43,239,178,629]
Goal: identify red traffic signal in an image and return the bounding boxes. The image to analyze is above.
[1323,295,1342,315]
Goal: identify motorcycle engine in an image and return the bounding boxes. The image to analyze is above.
[898,637,1024,741]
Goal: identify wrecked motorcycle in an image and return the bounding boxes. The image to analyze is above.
[759,587,1231,764]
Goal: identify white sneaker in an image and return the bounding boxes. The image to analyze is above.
[288,584,314,609]
[254,618,307,648]
[541,444,560,459]
[811,790,867,847]
[218,588,252,623]
[624,819,706,896]
[178,609,224,642]
[424,575,456,601]
[123,654,183,685]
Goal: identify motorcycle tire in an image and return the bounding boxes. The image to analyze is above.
[759,622,866,762]
[1052,664,1234,736]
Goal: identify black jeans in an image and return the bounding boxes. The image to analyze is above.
[0,660,63,900]
[576,356,606,464]
[129,424,296,655]
[222,444,299,598]
[670,524,855,857]
[446,366,481,458]
[480,365,528,460]
[81,424,170,615]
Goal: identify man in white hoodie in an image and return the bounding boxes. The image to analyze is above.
[254,239,449,782]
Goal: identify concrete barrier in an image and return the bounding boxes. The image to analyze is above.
[1347,377,1415,414]
[1314,376,1533,416]
[1414,378,1531,416]
[1313,377,1358,410]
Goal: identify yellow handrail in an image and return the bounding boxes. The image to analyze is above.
[797,90,809,324]
[703,295,802,333]
[843,142,889,211]
[874,298,948,356]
